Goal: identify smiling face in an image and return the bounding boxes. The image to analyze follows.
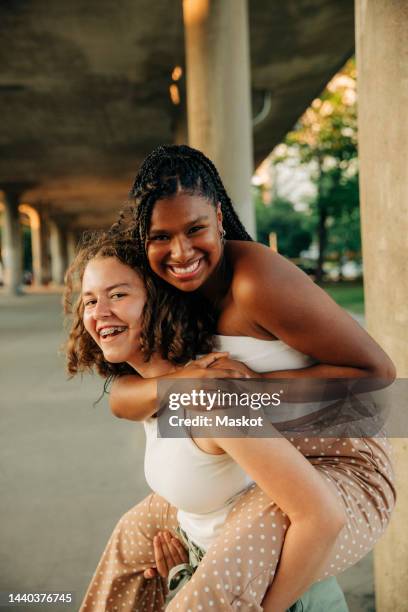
[146,192,224,292]
[82,256,146,366]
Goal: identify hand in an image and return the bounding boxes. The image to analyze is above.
[172,352,251,379]
[143,530,189,579]
[207,356,258,379]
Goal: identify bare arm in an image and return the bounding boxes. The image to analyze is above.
[110,353,251,421]
[234,244,395,381]
[110,375,161,421]
[215,432,346,612]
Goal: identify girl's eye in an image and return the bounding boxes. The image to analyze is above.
[149,234,169,242]
[84,299,96,307]
[188,225,205,234]
[111,293,126,300]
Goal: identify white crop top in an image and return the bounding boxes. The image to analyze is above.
[143,335,315,549]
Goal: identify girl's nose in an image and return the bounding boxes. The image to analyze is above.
[170,234,194,260]
[93,298,111,318]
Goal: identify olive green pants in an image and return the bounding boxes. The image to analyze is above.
[289,578,348,612]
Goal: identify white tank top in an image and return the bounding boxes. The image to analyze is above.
[144,335,315,550]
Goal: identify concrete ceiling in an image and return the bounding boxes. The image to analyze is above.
[0,0,354,229]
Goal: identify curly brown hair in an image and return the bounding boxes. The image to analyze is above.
[64,230,215,378]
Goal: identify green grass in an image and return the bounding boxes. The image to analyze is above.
[320,282,365,315]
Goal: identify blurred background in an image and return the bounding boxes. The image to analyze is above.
[1,1,407,611]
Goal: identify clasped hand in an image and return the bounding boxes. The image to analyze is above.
[143,530,188,579]
[172,352,257,379]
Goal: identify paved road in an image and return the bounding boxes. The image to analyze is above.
[0,293,374,611]
[0,293,149,611]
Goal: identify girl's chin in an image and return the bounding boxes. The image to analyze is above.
[103,355,126,364]
[102,350,136,364]
[164,274,206,291]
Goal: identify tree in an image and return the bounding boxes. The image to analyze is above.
[255,190,313,259]
[283,58,359,281]
[321,170,360,268]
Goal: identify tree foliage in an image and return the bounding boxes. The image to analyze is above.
[278,58,360,280]
[255,190,313,258]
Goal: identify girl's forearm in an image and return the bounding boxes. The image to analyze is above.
[262,362,386,379]
[262,516,343,612]
[110,375,158,421]
[260,362,393,403]
[109,354,245,421]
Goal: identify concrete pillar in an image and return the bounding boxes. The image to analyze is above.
[174,115,188,145]
[183,0,255,235]
[38,208,52,285]
[1,189,23,295]
[30,216,42,286]
[66,230,78,266]
[18,204,44,286]
[355,2,408,610]
[49,219,67,285]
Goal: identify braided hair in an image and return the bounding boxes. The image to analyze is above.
[110,144,253,361]
[112,144,252,256]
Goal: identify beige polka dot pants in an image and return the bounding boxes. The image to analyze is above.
[80,494,179,612]
[80,437,395,612]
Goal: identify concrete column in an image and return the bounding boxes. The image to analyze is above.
[49,219,68,285]
[174,115,188,145]
[30,218,42,286]
[18,204,44,286]
[1,190,23,295]
[355,2,408,610]
[66,230,78,266]
[38,209,52,285]
[183,0,255,235]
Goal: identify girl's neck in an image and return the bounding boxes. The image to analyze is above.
[199,251,231,307]
[127,353,174,378]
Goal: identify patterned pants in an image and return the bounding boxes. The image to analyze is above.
[80,437,395,611]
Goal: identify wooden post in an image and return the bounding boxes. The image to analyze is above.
[269,231,277,252]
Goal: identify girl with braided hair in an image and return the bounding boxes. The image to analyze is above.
[78,144,395,611]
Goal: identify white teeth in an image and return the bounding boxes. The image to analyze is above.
[99,326,127,337]
[171,259,201,275]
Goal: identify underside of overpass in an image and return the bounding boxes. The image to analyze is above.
[0,0,354,232]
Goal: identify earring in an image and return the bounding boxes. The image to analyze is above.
[220,228,226,244]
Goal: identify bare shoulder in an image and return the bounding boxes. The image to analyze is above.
[225,239,359,347]
[223,241,393,375]
[226,240,314,305]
